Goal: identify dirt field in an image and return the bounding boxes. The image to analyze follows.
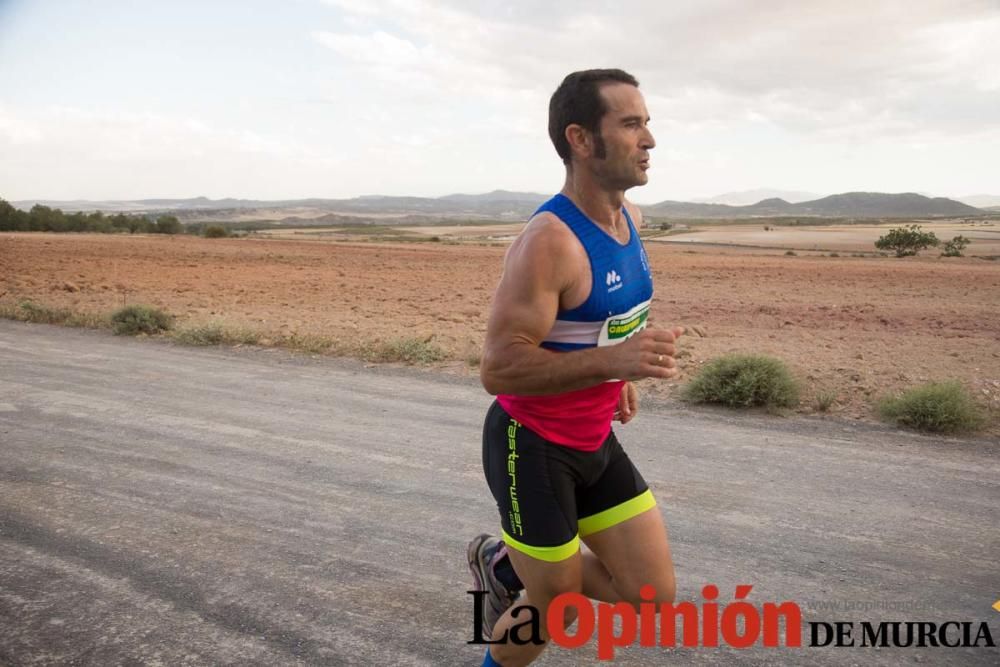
[659,221,1000,254]
[2,232,998,433]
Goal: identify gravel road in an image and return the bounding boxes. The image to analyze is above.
[1,320,997,665]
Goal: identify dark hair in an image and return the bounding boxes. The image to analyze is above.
[548,68,639,164]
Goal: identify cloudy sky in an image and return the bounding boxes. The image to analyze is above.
[1,0,998,203]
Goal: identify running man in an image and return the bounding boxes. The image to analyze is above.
[468,69,684,666]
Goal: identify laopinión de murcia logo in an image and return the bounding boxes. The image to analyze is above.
[468,584,997,660]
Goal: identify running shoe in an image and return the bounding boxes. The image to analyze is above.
[467,533,518,640]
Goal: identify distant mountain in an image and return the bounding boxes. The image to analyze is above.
[644,192,984,219]
[10,193,549,219]
[791,192,982,217]
[440,189,547,204]
[9,196,276,212]
[692,188,823,205]
[10,190,986,221]
[956,194,1000,208]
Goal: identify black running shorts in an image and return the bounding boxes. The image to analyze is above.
[482,400,655,562]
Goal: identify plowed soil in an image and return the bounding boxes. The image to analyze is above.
[3,232,998,432]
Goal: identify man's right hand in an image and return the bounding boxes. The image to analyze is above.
[611,326,685,380]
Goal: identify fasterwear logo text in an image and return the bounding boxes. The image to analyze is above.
[605,270,623,293]
[506,419,522,537]
[468,584,997,661]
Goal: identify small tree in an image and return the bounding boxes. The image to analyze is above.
[155,214,182,235]
[128,217,154,234]
[874,224,939,257]
[940,235,970,257]
[0,198,26,231]
[204,225,228,238]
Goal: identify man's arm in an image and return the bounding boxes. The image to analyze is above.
[480,217,682,396]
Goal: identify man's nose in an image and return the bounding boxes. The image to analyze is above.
[641,126,655,150]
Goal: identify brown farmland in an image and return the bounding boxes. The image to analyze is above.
[2,232,998,433]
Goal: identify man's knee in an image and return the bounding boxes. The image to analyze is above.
[521,565,584,632]
[618,570,676,607]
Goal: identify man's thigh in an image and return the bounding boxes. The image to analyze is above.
[576,433,675,603]
[581,507,675,604]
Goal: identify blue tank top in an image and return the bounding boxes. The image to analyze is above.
[536,193,653,352]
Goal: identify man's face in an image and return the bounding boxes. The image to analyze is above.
[589,83,655,190]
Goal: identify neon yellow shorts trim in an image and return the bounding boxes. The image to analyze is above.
[578,489,657,537]
[502,529,580,562]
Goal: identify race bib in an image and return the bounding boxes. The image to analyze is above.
[598,300,650,347]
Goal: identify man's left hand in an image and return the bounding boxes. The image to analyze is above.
[614,381,639,424]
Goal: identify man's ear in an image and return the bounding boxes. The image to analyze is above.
[565,124,591,160]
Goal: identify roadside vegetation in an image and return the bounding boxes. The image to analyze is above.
[110,305,173,335]
[0,300,108,328]
[360,336,447,364]
[171,322,260,346]
[681,354,799,410]
[878,381,985,434]
[0,297,450,367]
[814,390,837,412]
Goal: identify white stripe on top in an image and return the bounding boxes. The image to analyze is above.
[543,319,604,346]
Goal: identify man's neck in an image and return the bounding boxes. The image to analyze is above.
[561,170,627,232]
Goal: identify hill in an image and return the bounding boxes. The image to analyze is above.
[10,191,985,221]
[644,192,983,219]
[692,188,823,205]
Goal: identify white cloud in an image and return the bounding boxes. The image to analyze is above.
[316,0,1000,142]
[4,1,1000,199]
[0,106,347,199]
[0,107,43,145]
[312,30,426,69]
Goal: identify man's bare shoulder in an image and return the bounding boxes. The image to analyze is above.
[501,210,588,297]
[510,210,584,258]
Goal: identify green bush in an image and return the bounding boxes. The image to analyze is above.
[784,250,796,256]
[204,225,229,238]
[110,305,172,335]
[682,354,799,409]
[874,224,939,257]
[878,381,985,433]
[940,235,970,257]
